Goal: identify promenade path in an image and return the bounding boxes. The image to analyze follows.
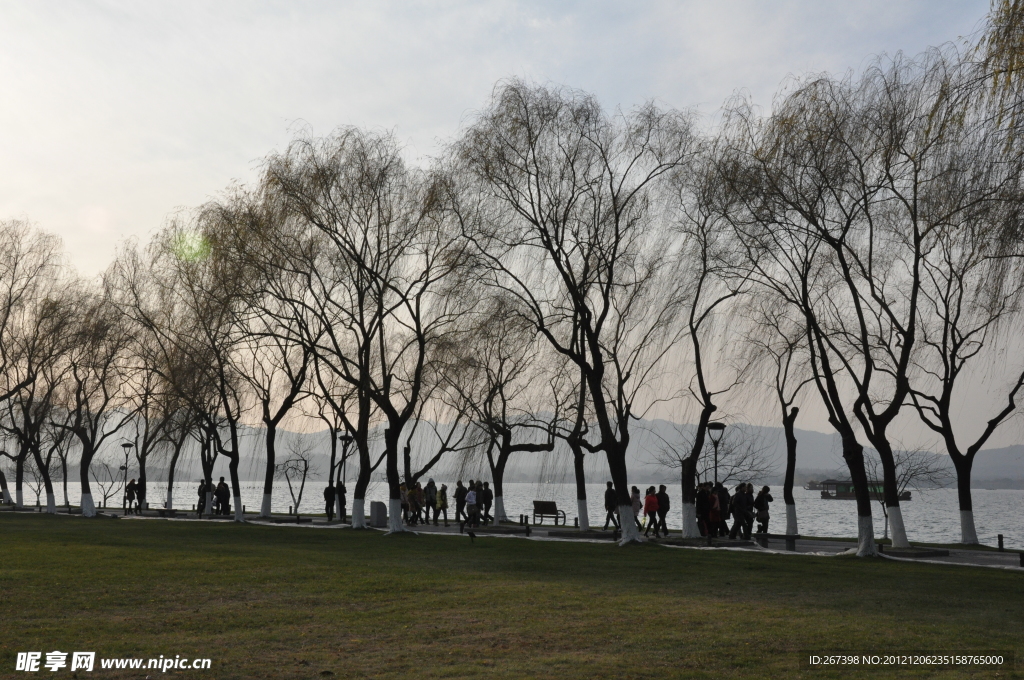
[5,504,1021,571]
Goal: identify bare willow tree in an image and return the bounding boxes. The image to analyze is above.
[443,297,559,523]
[453,80,694,543]
[746,305,812,536]
[59,288,134,517]
[262,128,470,532]
[670,139,751,537]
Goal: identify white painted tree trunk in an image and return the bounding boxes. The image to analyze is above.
[16,489,24,509]
[81,492,96,517]
[493,496,507,524]
[617,504,643,545]
[1,486,10,504]
[387,498,406,533]
[856,514,877,556]
[260,492,272,518]
[233,495,244,522]
[205,491,213,516]
[45,492,55,514]
[680,502,700,538]
[887,504,910,548]
[960,510,979,545]
[351,498,366,528]
[336,495,343,522]
[785,503,798,536]
[577,499,590,531]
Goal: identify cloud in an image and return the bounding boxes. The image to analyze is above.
[0,0,990,278]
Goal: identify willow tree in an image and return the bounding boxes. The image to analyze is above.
[453,80,694,543]
[263,128,470,533]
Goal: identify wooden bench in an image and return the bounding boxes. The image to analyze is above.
[532,501,566,526]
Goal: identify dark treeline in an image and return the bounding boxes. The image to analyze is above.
[3,3,1024,551]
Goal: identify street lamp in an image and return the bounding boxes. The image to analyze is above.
[120,442,134,515]
[338,432,354,486]
[707,422,726,486]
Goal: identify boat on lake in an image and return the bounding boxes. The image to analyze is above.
[819,479,911,501]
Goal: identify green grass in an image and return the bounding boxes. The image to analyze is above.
[0,514,1020,679]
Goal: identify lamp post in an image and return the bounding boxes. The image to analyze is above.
[120,442,134,515]
[707,422,726,486]
[338,432,354,486]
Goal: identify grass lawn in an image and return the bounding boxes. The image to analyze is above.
[0,514,1020,679]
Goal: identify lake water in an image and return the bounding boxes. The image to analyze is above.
[20,481,1023,548]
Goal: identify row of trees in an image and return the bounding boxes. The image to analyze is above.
[4,5,1024,551]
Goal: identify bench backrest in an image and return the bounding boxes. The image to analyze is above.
[533,500,559,514]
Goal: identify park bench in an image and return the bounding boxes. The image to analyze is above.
[532,500,566,526]
[155,508,180,518]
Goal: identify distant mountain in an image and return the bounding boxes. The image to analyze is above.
[40,418,1022,489]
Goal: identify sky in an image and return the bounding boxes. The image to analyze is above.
[4,0,1018,448]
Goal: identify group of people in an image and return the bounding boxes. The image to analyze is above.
[196,477,232,516]
[601,481,672,538]
[124,478,141,515]
[695,482,773,539]
[323,482,347,522]
[399,479,447,526]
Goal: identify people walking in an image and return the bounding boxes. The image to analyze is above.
[197,480,207,516]
[482,481,494,524]
[714,483,731,537]
[464,484,479,530]
[656,484,670,536]
[436,483,449,527]
[754,486,774,534]
[215,477,230,516]
[729,483,751,540]
[602,481,619,530]
[743,483,756,538]
[643,486,660,538]
[454,480,467,524]
[125,478,138,516]
[707,484,721,538]
[425,479,438,524]
[631,486,643,531]
[324,482,336,521]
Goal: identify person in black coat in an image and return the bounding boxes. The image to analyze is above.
[655,484,671,536]
[324,482,336,521]
[602,481,619,530]
[754,486,774,534]
[714,483,731,537]
[454,481,468,523]
[729,483,751,539]
[215,477,231,516]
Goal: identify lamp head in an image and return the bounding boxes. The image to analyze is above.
[707,422,726,445]
[121,442,134,451]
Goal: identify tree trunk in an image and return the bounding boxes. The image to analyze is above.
[79,444,97,517]
[166,438,184,510]
[782,407,799,536]
[871,438,909,548]
[384,427,407,534]
[138,454,147,512]
[260,421,277,518]
[604,440,641,545]
[680,408,714,538]
[488,436,511,526]
[840,436,876,556]
[60,457,69,508]
[31,447,56,514]
[15,446,27,509]
[0,470,11,503]
[571,444,589,531]
[952,452,979,544]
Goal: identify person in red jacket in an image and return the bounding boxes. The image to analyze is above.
[643,486,661,538]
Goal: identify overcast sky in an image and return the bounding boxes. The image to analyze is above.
[1,0,991,277]
[4,1,1017,445]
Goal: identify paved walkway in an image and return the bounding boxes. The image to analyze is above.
[5,506,1021,571]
